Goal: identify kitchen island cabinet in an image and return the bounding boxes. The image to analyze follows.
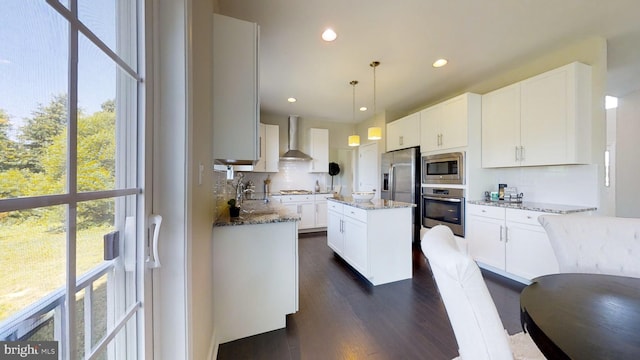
[213,204,299,344]
[327,198,414,285]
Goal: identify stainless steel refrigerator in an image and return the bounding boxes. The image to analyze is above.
[380,146,421,243]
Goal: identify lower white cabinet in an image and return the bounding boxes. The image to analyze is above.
[314,193,333,228]
[467,204,559,281]
[327,200,412,285]
[213,220,298,343]
[275,193,334,231]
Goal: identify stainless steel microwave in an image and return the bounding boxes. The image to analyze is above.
[422,152,465,185]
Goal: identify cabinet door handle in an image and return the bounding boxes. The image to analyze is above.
[399,135,404,145]
[515,146,519,161]
[499,225,503,241]
[259,136,262,158]
[505,226,509,243]
[520,146,525,161]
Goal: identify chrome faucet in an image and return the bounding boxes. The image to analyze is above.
[234,173,245,204]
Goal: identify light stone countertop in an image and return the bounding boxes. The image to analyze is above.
[328,197,416,210]
[467,200,596,214]
[213,199,300,227]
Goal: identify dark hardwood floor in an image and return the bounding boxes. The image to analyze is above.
[217,232,525,360]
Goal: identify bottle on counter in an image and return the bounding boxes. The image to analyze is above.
[315,180,320,193]
[263,175,271,202]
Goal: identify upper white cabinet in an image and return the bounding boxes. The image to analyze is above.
[309,128,329,172]
[420,93,480,153]
[213,14,260,164]
[387,112,420,151]
[253,124,279,172]
[482,62,592,168]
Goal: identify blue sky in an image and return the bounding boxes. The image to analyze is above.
[0,0,117,134]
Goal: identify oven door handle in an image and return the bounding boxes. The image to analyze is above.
[423,195,462,203]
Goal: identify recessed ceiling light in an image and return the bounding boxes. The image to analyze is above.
[359,107,367,112]
[287,97,297,103]
[321,28,337,42]
[433,58,448,68]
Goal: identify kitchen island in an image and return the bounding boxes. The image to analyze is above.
[212,201,300,344]
[327,198,416,286]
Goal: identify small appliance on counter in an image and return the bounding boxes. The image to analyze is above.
[504,187,524,203]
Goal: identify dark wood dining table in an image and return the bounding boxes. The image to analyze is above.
[520,273,640,360]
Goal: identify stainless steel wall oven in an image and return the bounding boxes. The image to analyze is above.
[422,187,465,237]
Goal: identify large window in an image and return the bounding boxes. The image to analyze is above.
[0,1,144,359]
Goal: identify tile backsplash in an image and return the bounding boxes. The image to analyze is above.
[486,164,599,206]
[241,160,330,194]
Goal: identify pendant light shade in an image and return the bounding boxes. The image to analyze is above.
[367,61,382,141]
[348,80,360,147]
[368,127,382,140]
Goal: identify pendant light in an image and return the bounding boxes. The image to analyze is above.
[348,80,360,147]
[367,61,382,140]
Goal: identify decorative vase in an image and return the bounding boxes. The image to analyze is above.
[229,207,240,218]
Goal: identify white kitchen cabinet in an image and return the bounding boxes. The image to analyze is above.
[504,209,560,280]
[309,128,329,172]
[213,220,298,343]
[279,194,315,230]
[314,193,333,228]
[213,14,260,164]
[326,200,412,285]
[481,83,521,168]
[342,207,369,276]
[276,193,334,231]
[327,202,344,254]
[387,112,420,151]
[467,204,559,282]
[420,93,480,153]
[482,62,592,168]
[253,124,279,172]
[467,209,505,270]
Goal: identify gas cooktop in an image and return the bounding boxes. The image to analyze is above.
[280,190,313,195]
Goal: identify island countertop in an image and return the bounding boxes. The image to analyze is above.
[213,200,300,227]
[467,200,596,214]
[328,197,416,210]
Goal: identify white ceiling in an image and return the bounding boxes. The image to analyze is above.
[218,0,640,124]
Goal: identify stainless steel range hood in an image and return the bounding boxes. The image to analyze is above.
[280,115,312,161]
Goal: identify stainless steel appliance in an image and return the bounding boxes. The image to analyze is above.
[422,187,465,237]
[381,147,421,242]
[422,152,465,185]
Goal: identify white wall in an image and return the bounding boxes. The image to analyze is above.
[615,89,640,217]
[154,0,215,359]
[187,0,215,359]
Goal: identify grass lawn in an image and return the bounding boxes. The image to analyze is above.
[0,223,109,322]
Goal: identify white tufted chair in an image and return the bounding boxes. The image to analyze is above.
[421,225,545,360]
[538,215,640,278]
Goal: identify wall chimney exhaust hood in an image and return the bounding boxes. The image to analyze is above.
[281,115,312,161]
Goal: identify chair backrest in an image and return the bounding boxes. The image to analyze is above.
[421,225,514,360]
[538,215,640,278]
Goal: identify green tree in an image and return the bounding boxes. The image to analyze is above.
[18,94,68,172]
[38,102,117,228]
[0,109,20,171]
